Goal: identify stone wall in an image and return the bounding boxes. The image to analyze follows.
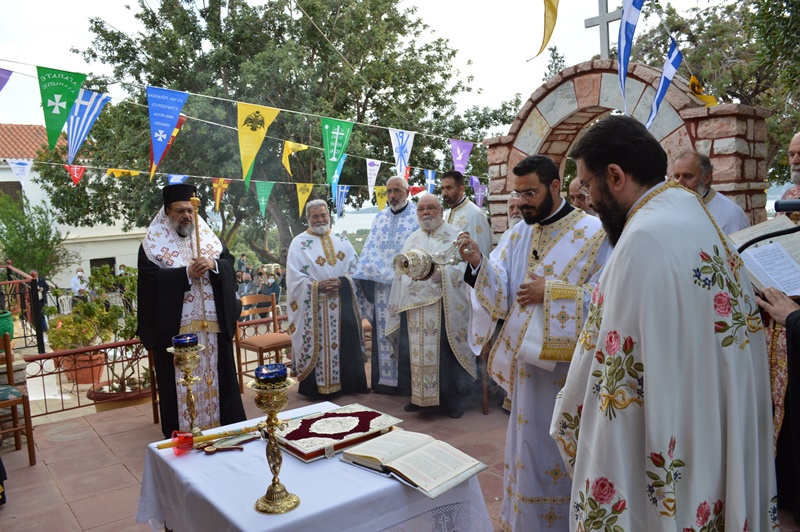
[485,60,770,237]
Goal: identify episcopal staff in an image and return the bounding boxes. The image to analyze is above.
[137,184,245,439]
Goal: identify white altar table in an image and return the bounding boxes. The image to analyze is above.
[137,402,492,531]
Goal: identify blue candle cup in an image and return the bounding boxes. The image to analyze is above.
[172,333,199,349]
[255,364,288,384]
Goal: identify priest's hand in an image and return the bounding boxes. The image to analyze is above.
[516,272,545,306]
[188,257,215,279]
[457,232,481,268]
[318,278,341,295]
[756,287,800,327]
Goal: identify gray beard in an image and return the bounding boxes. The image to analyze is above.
[170,218,194,238]
[311,223,330,235]
[508,215,524,227]
[791,166,800,185]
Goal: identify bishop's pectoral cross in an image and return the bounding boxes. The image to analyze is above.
[584,0,622,60]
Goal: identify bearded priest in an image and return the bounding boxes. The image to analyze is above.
[459,155,611,530]
[137,184,245,439]
[286,199,370,397]
[387,194,476,418]
[551,115,776,531]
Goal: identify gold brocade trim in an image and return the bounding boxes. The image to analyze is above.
[179,320,220,334]
[549,284,580,300]
[703,187,717,205]
[516,495,570,504]
[306,230,339,266]
[540,340,578,361]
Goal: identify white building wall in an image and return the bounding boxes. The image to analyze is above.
[0,160,145,289]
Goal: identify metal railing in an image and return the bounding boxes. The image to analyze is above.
[2,261,44,353]
[22,338,157,420]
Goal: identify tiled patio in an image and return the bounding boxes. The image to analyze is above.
[0,377,510,531]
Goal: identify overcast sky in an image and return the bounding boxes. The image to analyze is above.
[0,0,706,127]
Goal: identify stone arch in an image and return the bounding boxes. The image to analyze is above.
[485,59,770,240]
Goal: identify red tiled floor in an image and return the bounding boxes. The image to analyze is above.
[57,464,139,503]
[0,480,67,523]
[69,484,142,530]
[1,505,82,532]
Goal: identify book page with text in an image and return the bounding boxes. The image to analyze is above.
[344,430,433,465]
[741,242,800,296]
[386,440,480,492]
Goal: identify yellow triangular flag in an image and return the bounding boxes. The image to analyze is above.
[534,0,559,58]
[689,75,718,107]
[106,168,142,178]
[375,186,387,211]
[212,178,231,212]
[282,141,309,176]
[237,103,280,188]
[297,183,313,217]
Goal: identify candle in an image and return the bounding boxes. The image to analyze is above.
[255,363,287,384]
[172,333,198,348]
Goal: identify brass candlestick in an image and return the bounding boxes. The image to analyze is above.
[167,343,205,437]
[248,378,300,514]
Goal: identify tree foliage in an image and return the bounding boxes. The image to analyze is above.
[632,0,800,183]
[543,47,566,82]
[0,193,79,280]
[33,0,519,265]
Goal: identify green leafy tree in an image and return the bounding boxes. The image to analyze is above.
[0,193,79,280]
[543,46,566,82]
[33,0,519,266]
[632,0,800,184]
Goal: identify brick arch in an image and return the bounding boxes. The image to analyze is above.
[484,59,769,240]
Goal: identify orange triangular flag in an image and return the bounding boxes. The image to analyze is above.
[63,165,86,186]
[212,178,231,212]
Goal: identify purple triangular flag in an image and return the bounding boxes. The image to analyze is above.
[0,69,11,93]
[450,139,473,173]
[469,176,481,189]
[474,184,488,207]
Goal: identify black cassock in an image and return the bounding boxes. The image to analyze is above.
[137,244,246,438]
[781,311,800,523]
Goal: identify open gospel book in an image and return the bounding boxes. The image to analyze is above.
[729,216,800,296]
[341,429,487,499]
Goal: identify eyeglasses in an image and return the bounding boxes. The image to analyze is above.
[509,188,542,200]
[577,173,600,195]
[417,205,441,213]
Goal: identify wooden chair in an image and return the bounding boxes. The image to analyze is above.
[235,294,293,393]
[0,333,35,465]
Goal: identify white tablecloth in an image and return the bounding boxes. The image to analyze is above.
[137,402,492,531]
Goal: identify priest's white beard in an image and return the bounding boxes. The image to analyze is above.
[419,216,443,232]
[169,217,194,238]
[509,215,524,227]
[791,165,800,185]
[311,222,330,235]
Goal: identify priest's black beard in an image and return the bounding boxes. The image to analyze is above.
[592,179,627,246]
[521,189,554,226]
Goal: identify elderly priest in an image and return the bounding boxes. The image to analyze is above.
[352,176,419,395]
[387,194,476,418]
[137,184,245,439]
[287,199,370,397]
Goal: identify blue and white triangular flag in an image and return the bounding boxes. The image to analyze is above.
[6,159,33,189]
[168,174,188,184]
[366,159,380,201]
[389,128,415,179]
[424,169,436,194]
[331,154,348,206]
[66,89,111,165]
[336,185,351,218]
[618,0,645,115]
[146,86,189,180]
[646,38,683,129]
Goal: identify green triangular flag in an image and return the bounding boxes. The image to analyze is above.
[254,181,276,216]
[36,66,87,150]
[320,117,354,184]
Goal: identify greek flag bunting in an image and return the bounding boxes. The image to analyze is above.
[617,0,645,114]
[424,169,436,194]
[67,89,111,165]
[336,185,350,218]
[645,37,683,129]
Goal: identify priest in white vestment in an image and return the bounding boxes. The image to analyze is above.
[387,194,476,418]
[459,155,611,531]
[671,150,750,234]
[551,115,776,531]
[441,170,492,257]
[353,176,418,395]
[286,200,370,397]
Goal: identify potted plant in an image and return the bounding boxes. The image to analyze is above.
[43,265,141,388]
